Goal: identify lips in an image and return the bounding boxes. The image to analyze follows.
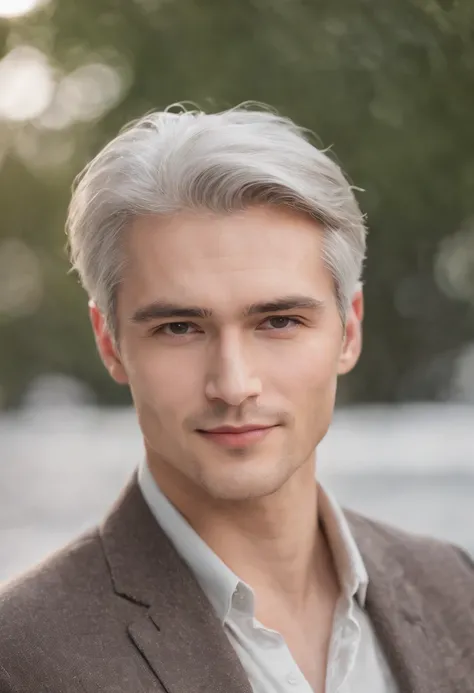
[202,425,269,434]
[197,424,277,449]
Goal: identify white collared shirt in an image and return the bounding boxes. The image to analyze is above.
[138,459,398,692]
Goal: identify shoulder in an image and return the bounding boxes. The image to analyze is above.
[0,527,107,611]
[345,508,474,586]
[0,528,111,689]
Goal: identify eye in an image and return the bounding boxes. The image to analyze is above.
[260,316,303,330]
[152,322,198,336]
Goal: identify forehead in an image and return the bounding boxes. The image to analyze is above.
[120,206,333,312]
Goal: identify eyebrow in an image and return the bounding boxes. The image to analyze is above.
[130,295,325,324]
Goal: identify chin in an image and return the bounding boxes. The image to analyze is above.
[196,459,294,502]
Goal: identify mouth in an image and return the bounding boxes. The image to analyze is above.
[196,425,278,449]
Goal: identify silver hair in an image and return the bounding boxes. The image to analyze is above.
[66,103,367,339]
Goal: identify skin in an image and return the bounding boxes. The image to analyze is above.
[90,204,363,690]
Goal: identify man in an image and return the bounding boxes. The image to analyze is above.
[0,106,472,693]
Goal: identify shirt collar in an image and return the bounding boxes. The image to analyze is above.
[138,459,369,623]
[317,483,369,607]
[138,458,239,620]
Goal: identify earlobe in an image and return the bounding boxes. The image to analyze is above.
[88,301,129,385]
[108,358,129,385]
[337,335,359,375]
[337,333,352,375]
[337,289,363,375]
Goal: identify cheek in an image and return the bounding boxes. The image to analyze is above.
[124,341,202,415]
[271,337,340,401]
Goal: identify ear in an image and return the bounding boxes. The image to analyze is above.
[89,300,129,385]
[337,287,363,375]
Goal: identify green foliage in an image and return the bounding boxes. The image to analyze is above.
[1,0,474,407]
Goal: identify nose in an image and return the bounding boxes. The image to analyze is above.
[204,334,262,407]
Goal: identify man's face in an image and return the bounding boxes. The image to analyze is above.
[92,206,362,502]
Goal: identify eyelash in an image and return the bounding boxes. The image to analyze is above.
[150,316,304,337]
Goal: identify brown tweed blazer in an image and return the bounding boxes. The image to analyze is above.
[0,473,473,693]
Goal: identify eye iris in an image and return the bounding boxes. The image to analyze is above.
[270,317,289,328]
[170,323,189,334]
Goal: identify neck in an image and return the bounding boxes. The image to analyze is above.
[147,454,339,615]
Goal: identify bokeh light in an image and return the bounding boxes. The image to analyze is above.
[0,238,43,318]
[0,0,48,19]
[435,221,474,306]
[39,62,127,130]
[0,46,54,121]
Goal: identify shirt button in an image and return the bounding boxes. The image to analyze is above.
[286,673,300,685]
[233,585,249,610]
[234,587,244,601]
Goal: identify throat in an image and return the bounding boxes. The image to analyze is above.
[253,522,341,633]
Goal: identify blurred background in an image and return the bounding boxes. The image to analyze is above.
[1,0,473,582]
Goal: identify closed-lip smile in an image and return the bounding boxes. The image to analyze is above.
[197,424,278,448]
[201,425,272,434]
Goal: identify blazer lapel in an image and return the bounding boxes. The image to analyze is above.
[346,510,454,693]
[127,607,252,693]
[100,473,252,693]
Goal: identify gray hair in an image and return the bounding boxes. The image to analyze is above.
[66,104,367,339]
